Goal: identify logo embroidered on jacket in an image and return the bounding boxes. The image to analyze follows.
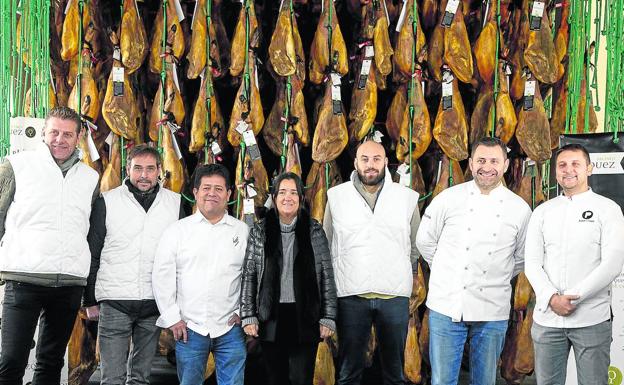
[233,236,239,247]
[579,210,595,222]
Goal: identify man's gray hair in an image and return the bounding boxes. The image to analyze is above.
[44,106,82,135]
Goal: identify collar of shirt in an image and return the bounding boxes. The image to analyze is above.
[190,210,233,226]
[559,188,593,202]
[467,179,506,199]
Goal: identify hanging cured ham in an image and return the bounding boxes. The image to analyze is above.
[433,70,469,161]
[161,125,185,193]
[443,0,474,83]
[227,52,264,147]
[473,0,498,84]
[187,0,221,80]
[102,32,140,140]
[235,150,269,213]
[230,1,259,77]
[305,161,341,223]
[404,316,422,384]
[394,0,425,80]
[61,0,92,61]
[311,78,348,163]
[348,57,377,143]
[189,73,225,154]
[263,80,309,156]
[148,55,185,142]
[269,0,297,77]
[523,2,558,84]
[313,340,335,385]
[119,0,147,74]
[68,50,100,122]
[309,0,348,84]
[373,2,393,78]
[100,133,122,193]
[148,0,185,74]
[432,155,464,197]
[386,83,407,143]
[397,71,431,162]
[516,73,551,162]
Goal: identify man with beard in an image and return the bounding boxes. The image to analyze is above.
[416,137,532,385]
[83,145,185,385]
[323,140,421,385]
[525,144,624,385]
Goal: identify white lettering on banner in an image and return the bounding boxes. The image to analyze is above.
[589,152,624,175]
[9,117,45,155]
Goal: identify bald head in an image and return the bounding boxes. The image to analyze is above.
[354,140,387,187]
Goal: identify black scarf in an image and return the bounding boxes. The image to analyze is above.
[125,179,159,212]
[258,209,320,328]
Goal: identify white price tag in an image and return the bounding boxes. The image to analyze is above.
[113,46,121,61]
[364,45,374,58]
[235,120,249,134]
[112,66,124,82]
[105,131,114,146]
[242,129,257,146]
[531,1,545,18]
[243,198,255,214]
[330,72,341,86]
[524,80,536,97]
[446,0,460,14]
[395,0,408,32]
[169,128,183,159]
[172,0,185,22]
[211,141,222,156]
[85,120,98,131]
[246,183,258,198]
[397,163,411,187]
[442,81,453,97]
[86,130,100,162]
[397,163,409,175]
[372,130,384,143]
[331,85,341,101]
[264,195,274,209]
[360,59,372,77]
[172,64,181,91]
[527,158,536,166]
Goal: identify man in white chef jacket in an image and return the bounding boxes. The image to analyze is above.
[416,136,532,385]
[152,164,249,385]
[525,143,624,385]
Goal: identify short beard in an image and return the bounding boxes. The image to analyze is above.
[358,168,385,186]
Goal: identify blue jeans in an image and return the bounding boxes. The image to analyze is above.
[175,326,246,385]
[337,296,409,385]
[428,309,507,385]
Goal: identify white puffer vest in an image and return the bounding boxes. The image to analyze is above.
[0,143,99,278]
[327,172,418,298]
[95,184,180,301]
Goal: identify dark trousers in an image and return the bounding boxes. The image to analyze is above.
[0,281,83,385]
[337,296,409,385]
[261,303,318,385]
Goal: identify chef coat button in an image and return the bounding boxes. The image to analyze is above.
[499,200,503,203]
[493,233,497,237]
[463,286,467,289]
[468,228,471,231]
[466,247,470,251]
[496,214,500,218]
[464,266,468,270]
[470,208,474,212]
[488,252,492,255]
[479,288,483,292]
[483,270,487,274]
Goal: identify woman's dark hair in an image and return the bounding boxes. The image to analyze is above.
[271,172,305,205]
[192,164,231,190]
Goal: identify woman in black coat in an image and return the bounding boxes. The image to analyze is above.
[240,172,337,385]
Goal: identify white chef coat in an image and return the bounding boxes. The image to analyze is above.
[525,189,624,328]
[416,180,532,321]
[152,211,249,338]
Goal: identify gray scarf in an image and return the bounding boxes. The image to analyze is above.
[58,149,81,175]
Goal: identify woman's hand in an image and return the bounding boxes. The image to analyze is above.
[244,324,259,338]
[320,325,334,339]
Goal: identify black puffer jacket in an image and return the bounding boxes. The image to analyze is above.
[240,209,337,332]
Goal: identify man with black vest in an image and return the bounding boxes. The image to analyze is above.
[84,144,184,385]
[0,106,100,385]
[323,140,421,385]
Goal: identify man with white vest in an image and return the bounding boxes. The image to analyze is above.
[323,140,420,385]
[525,143,624,385]
[416,137,532,385]
[83,144,184,385]
[0,106,99,385]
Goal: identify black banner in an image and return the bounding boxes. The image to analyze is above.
[556,133,624,211]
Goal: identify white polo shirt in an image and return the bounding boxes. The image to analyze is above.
[152,211,249,337]
[525,189,624,328]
